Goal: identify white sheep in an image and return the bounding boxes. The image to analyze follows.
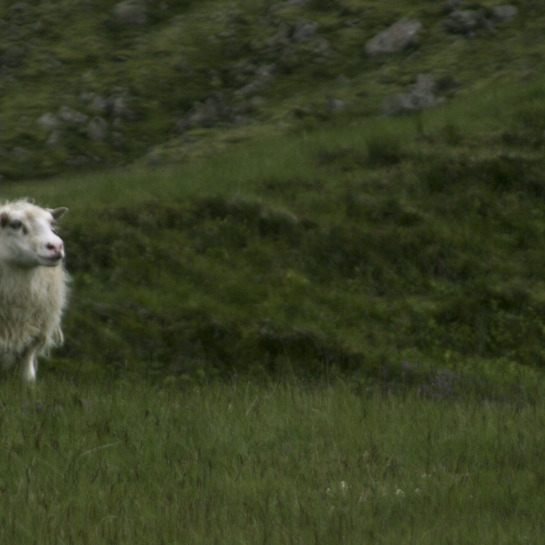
[0,200,69,382]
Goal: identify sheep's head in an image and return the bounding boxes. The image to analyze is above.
[0,202,68,268]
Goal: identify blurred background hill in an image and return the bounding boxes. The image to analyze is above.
[0,0,532,179]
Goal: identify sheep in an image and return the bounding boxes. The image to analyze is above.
[0,200,69,382]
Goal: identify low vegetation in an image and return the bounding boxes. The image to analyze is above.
[1,377,544,544]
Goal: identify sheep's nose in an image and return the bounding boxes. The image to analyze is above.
[46,241,64,253]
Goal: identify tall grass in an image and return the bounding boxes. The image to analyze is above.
[1,376,544,544]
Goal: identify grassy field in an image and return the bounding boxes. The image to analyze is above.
[0,376,544,544]
[2,1,545,382]
[2,2,545,541]
[2,74,545,384]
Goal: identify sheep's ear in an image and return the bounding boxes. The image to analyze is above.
[0,212,7,228]
[50,207,68,221]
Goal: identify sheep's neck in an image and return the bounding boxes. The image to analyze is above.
[0,263,48,296]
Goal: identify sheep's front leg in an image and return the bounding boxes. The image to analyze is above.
[20,345,39,382]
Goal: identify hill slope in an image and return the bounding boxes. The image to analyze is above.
[0,0,538,178]
[2,1,545,389]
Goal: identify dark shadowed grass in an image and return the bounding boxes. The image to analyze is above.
[1,376,545,544]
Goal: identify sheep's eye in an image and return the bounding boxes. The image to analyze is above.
[9,220,27,234]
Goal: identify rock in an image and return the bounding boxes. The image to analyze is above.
[383,93,436,116]
[80,93,110,115]
[110,95,135,120]
[291,18,318,42]
[263,18,322,61]
[46,130,62,147]
[412,74,436,95]
[175,94,227,132]
[39,106,91,142]
[269,0,312,14]
[90,95,109,114]
[312,38,331,56]
[328,97,346,113]
[234,65,275,99]
[382,74,442,116]
[443,10,491,35]
[174,93,245,133]
[336,75,351,86]
[113,1,147,26]
[492,5,518,22]
[57,106,88,125]
[234,80,268,99]
[87,117,109,142]
[37,112,61,132]
[265,24,291,51]
[365,18,423,57]
[80,91,134,120]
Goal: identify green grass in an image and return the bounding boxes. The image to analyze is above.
[3,75,545,382]
[1,376,544,544]
[2,2,545,541]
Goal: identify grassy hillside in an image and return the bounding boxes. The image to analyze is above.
[3,74,545,393]
[0,0,542,178]
[3,4,545,540]
[1,1,545,388]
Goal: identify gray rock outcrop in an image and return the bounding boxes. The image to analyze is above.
[57,106,89,126]
[365,18,422,57]
[37,113,61,132]
[87,117,109,142]
[113,1,148,26]
[443,10,491,35]
[492,5,518,22]
[175,93,235,133]
[382,74,443,116]
[38,106,110,144]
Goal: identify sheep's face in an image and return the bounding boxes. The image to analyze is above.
[0,204,67,268]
